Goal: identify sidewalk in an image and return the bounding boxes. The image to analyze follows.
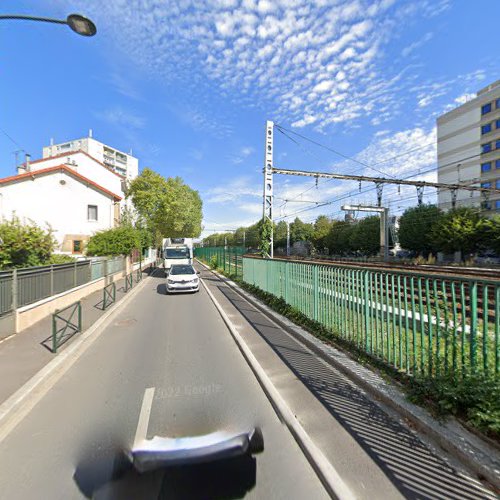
[0,268,153,406]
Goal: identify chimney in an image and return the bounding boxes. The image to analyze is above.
[89,128,93,138]
[25,153,31,172]
[50,137,54,146]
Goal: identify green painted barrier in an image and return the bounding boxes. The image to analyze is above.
[242,256,500,380]
[52,301,82,353]
[102,282,116,310]
[194,247,246,278]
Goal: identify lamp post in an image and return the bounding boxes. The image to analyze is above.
[0,13,96,36]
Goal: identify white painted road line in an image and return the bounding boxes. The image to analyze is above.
[200,278,355,500]
[134,387,155,447]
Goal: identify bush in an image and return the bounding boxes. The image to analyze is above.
[86,226,141,256]
[210,255,218,269]
[407,374,500,438]
[48,254,76,265]
[0,217,55,269]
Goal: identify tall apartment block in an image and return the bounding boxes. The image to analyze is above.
[43,131,139,179]
[437,80,500,213]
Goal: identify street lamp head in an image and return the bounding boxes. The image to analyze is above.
[66,14,96,36]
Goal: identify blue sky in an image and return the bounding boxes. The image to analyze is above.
[1,0,499,236]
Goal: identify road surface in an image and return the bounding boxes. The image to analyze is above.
[0,269,328,499]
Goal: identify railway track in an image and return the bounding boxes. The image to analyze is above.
[273,255,500,281]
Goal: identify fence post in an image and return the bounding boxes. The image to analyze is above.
[50,265,54,296]
[470,281,478,374]
[78,301,82,331]
[73,261,77,288]
[285,262,289,303]
[364,271,371,353]
[11,269,18,311]
[104,259,108,280]
[313,265,319,321]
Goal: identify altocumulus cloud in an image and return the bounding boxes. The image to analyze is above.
[60,0,451,130]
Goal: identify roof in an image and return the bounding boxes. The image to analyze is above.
[20,149,126,179]
[0,165,122,201]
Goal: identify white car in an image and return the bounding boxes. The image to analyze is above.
[166,264,200,294]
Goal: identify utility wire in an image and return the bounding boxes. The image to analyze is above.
[275,123,398,178]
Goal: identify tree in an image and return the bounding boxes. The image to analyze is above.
[0,217,55,269]
[398,204,443,256]
[274,221,288,249]
[127,168,203,240]
[289,217,314,244]
[430,208,489,256]
[486,215,500,255]
[258,217,273,256]
[312,215,332,251]
[86,226,141,257]
[349,216,380,255]
[325,220,353,255]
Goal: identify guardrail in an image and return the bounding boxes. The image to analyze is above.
[102,282,116,310]
[52,301,82,353]
[0,257,125,317]
[195,247,246,277]
[243,256,500,380]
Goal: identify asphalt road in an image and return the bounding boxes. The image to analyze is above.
[0,270,329,499]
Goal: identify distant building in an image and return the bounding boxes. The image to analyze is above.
[437,80,500,213]
[43,131,138,180]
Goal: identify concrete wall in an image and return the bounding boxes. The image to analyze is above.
[8,257,154,337]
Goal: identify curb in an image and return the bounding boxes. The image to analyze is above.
[196,260,500,491]
[200,278,353,500]
[0,267,161,444]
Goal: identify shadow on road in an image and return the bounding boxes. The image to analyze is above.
[216,283,492,500]
[73,448,256,499]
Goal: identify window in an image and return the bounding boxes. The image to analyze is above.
[481,143,492,153]
[87,204,98,221]
[481,162,491,172]
[73,240,82,253]
[496,139,500,150]
[496,159,500,169]
[496,119,500,129]
[496,180,500,189]
[496,200,500,210]
[481,182,491,188]
[497,98,500,109]
[481,123,492,135]
[481,103,492,114]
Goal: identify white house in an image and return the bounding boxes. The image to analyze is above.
[0,164,122,255]
[18,150,125,204]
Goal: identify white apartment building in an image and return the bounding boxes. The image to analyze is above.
[437,80,500,213]
[42,131,139,180]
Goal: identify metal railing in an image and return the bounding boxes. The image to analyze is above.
[195,247,246,277]
[52,301,82,353]
[124,273,134,292]
[102,282,116,310]
[0,257,125,317]
[135,268,142,283]
[243,256,500,380]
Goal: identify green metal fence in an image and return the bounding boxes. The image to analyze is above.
[0,257,126,317]
[243,256,500,380]
[52,301,82,353]
[194,247,246,277]
[102,282,116,310]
